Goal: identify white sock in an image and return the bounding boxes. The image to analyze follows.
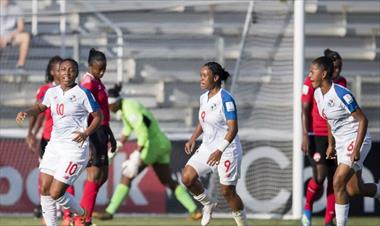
[40,195,57,226]
[55,192,84,216]
[232,209,249,226]
[193,191,212,206]
[335,203,349,226]
[374,182,380,200]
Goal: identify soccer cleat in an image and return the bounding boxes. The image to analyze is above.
[73,208,88,226]
[92,211,113,221]
[187,210,202,221]
[201,203,217,226]
[61,217,72,226]
[301,210,312,226]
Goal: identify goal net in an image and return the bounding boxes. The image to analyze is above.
[207,0,299,218]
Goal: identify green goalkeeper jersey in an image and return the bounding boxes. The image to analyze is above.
[120,99,171,164]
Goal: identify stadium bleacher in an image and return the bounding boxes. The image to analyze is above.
[0,0,379,139]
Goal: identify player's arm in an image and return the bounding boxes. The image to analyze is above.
[184,123,203,155]
[207,119,237,166]
[301,79,313,154]
[104,125,117,152]
[351,108,368,161]
[207,93,238,166]
[326,123,336,159]
[16,103,47,125]
[72,110,103,144]
[301,102,312,154]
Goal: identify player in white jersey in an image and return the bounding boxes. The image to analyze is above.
[16,59,103,226]
[181,62,249,226]
[309,56,380,226]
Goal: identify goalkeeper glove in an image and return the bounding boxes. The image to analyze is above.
[121,150,141,178]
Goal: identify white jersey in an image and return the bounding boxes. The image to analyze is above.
[314,83,370,143]
[42,84,99,143]
[199,88,241,149]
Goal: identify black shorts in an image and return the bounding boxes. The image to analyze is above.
[87,125,109,167]
[40,137,49,159]
[307,135,336,168]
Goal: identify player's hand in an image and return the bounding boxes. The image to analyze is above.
[350,150,360,162]
[16,112,28,125]
[121,151,140,178]
[109,135,117,153]
[301,134,309,154]
[71,131,88,147]
[326,145,336,159]
[207,150,223,166]
[26,133,37,153]
[184,140,196,155]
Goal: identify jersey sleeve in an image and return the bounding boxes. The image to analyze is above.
[121,101,149,147]
[81,88,100,113]
[221,90,237,121]
[335,85,359,113]
[301,77,313,103]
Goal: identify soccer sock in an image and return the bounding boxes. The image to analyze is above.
[80,180,100,222]
[41,195,57,226]
[325,180,335,224]
[335,203,349,226]
[174,185,198,213]
[63,185,75,219]
[304,178,321,211]
[193,191,212,206]
[55,192,85,216]
[232,209,249,226]
[105,184,130,215]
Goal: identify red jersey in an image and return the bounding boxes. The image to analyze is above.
[301,76,347,136]
[36,82,55,140]
[80,72,110,126]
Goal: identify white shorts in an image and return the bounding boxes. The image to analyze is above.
[39,140,89,185]
[186,142,242,185]
[336,135,372,172]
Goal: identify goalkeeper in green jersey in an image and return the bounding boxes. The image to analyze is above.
[93,83,202,221]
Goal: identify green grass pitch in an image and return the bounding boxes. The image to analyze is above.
[0,216,379,226]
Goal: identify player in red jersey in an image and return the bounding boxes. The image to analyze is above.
[73,48,116,226]
[301,49,347,226]
[27,56,62,156]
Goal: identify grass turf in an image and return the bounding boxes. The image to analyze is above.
[0,216,379,226]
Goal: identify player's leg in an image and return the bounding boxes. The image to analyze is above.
[333,164,354,226]
[218,150,248,226]
[40,172,57,226]
[324,159,336,226]
[303,135,328,226]
[152,163,201,220]
[94,164,147,220]
[220,185,248,226]
[79,127,109,225]
[39,140,62,226]
[13,32,30,67]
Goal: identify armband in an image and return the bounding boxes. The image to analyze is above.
[217,139,230,152]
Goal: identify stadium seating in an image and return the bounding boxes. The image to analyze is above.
[0,0,379,139]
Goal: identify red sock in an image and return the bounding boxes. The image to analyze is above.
[324,179,335,224]
[80,180,100,222]
[304,178,322,211]
[63,186,75,219]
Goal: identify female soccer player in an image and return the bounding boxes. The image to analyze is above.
[16,58,102,226]
[181,62,249,226]
[75,48,117,226]
[301,49,347,226]
[309,56,380,226]
[93,84,201,221]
